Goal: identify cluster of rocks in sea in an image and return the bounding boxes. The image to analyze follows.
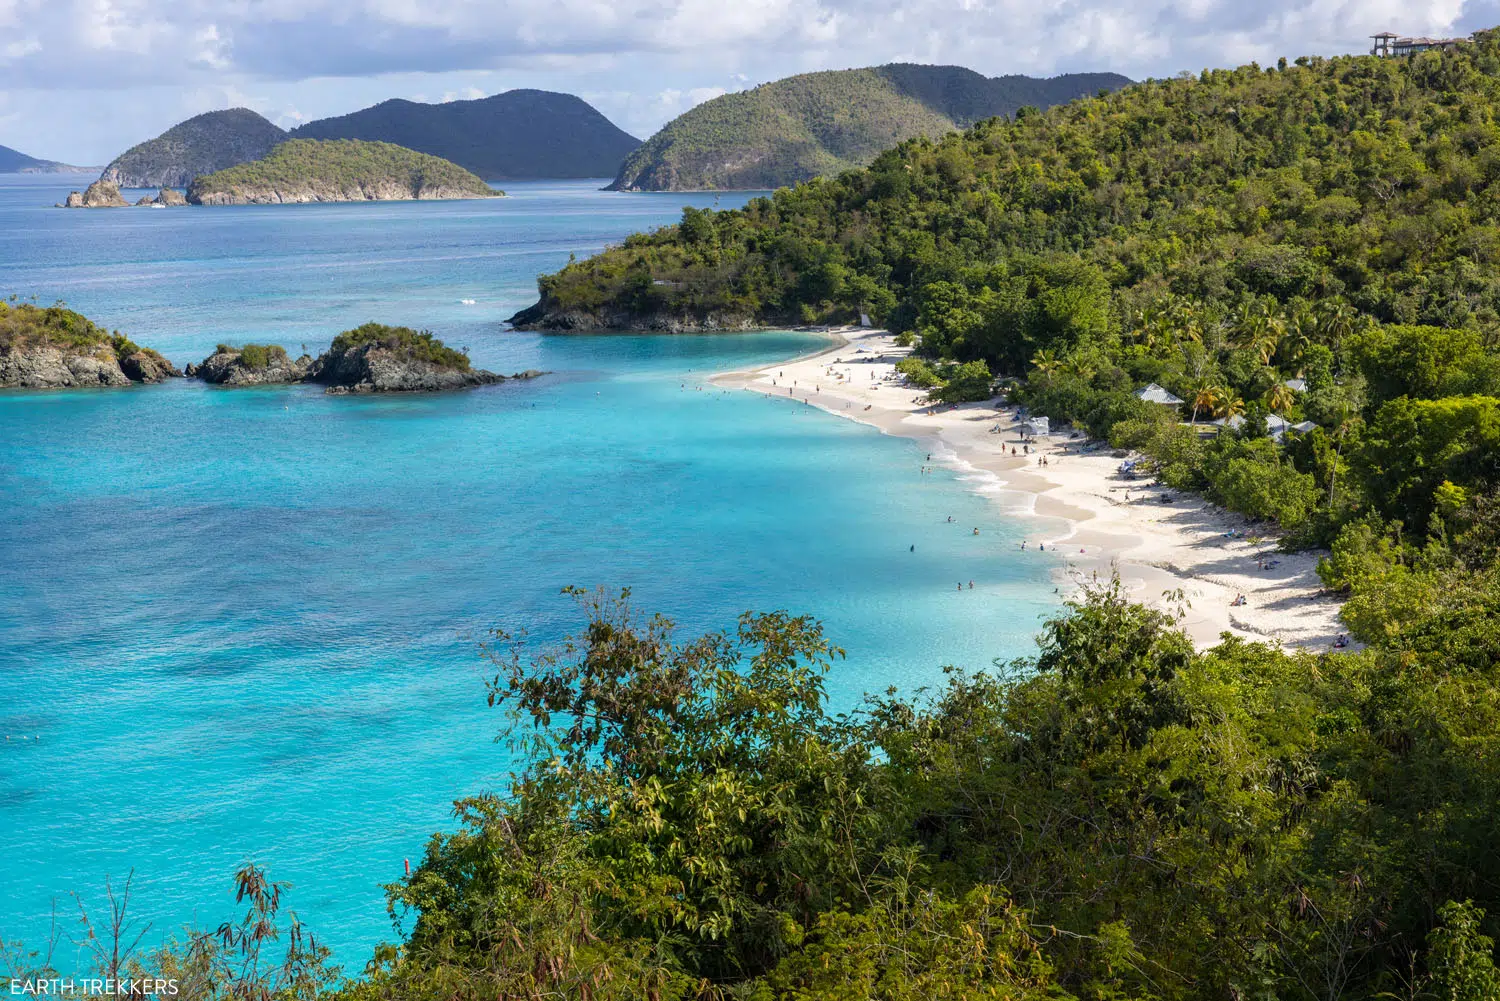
[186,342,541,393]
[59,180,188,208]
[4,338,541,393]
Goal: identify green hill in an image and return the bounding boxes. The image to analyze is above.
[101,108,287,188]
[185,139,500,204]
[291,90,640,180]
[607,64,1129,190]
[0,144,93,173]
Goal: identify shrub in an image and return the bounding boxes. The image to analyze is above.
[236,343,289,370]
[895,356,942,388]
[927,359,994,403]
[330,323,470,370]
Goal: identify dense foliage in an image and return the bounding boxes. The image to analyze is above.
[291,91,641,181]
[186,140,497,201]
[609,65,1129,191]
[328,323,471,370]
[298,584,1500,999]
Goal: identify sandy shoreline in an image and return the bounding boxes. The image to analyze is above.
[716,328,1349,651]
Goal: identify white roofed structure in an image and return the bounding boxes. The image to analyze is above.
[1136,383,1184,405]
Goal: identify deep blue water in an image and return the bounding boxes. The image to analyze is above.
[0,175,1060,967]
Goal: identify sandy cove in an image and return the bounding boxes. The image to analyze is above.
[716,328,1350,651]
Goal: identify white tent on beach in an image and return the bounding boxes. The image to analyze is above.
[1135,383,1184,405]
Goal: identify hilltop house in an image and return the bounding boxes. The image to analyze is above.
[1371,32,1468,57]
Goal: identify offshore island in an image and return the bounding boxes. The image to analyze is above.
[59,138,501,207]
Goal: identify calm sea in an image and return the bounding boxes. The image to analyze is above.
[0,175,1060,967]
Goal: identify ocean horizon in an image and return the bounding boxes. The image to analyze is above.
[0,175,1063,965]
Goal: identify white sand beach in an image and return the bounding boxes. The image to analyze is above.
[717,328,1350,651]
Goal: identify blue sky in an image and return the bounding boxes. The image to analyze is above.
[0,0,1491,166]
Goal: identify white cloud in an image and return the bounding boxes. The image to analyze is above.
[0,0,1492,161]
[0,0,1474,91]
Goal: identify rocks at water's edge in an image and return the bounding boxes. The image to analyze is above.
[61,179,130,208]
[1,341,133,387]
[186,344,313,385]
[507,296,759,334]
[134,188,189,207]
[118,349,182,383]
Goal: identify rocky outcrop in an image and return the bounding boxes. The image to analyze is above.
[307,340,507,393]
[134,188,189,207]
[0,342,132,387]
[61,180,130,208]
[507,297,760,333]
[118,349,182,383]
[101,109,287,189]
[187,345,312,385]
[0,342,179,388]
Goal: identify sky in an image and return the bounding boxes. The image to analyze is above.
[0,0,1494,166]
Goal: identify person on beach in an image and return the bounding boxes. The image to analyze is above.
[910,544,914,552]
[968,580,974,589]
[1039,542,1045,551]
[1021,541,1027,550]
[973,527,979,535]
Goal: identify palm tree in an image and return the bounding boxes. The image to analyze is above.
[1283,311,1315,370]
[1190,386,1220,425]
[1265,383,1295,417]
[1030,349,1061,381]
[1065,356,1096,382]
[1316,300,1358,344]
[1218,393,1246,422]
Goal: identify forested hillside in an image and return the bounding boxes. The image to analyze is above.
[608,64,1128,190]
[292,90,641,180]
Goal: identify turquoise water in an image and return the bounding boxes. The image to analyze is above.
[0,176,1060,965]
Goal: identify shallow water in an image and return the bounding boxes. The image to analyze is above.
[0,175,1061,964]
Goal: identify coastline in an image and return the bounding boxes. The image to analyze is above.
[717,327,1349,651]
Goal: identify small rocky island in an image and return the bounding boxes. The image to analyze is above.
[186,140,502,205]
[61,180,130,208]
[186,343,313,385]
[189,324,540,393]
[0,301,180,388]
